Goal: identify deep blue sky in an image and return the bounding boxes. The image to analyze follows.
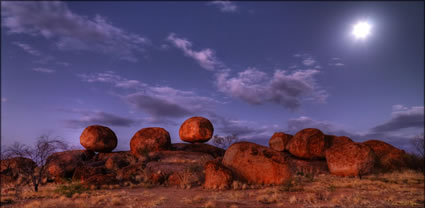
[1,1,423,152]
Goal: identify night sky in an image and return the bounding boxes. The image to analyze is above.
[1,1,423,153]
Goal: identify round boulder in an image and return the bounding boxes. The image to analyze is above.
[179,117,214,143]
[287,128,329,159]
[222,142,292,185]
[269,132,293,152]
[130,127,171,156]
[363,140,407,171]
[325,142,376,177]
[80,125,117,152]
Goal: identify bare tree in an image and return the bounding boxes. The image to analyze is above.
[212,134,239,149]
[2,134,68,192]
[410,133,424,158]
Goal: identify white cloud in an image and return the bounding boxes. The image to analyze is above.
[33,67,55,73]
[2,2,148,62]
[13,42,41,56]
[168,35,328,109]
[216,68,328,109]
[302,57,316,66]
[328,57,345,67]
[392,104,409,111]
[208,1,238,12]
[167,33,222,71]
[1,97,7,103]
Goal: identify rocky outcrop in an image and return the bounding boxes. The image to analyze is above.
[93,151,139,170]
[0,157,37,184]
[130,127,172,156]
[204,160,233,190]
[80,125,118,152]
[179,117,214,143]
[325,142,376,177]
[363,140,407,171]
[269,132,293,152]
[46,150,94,181]
[172,143,225,158]
[287,128,329,159]
[222,142,293,185]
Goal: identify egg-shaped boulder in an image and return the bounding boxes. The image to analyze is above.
[80,125,117,153]
[287,128,329,159]
[179,117,214,143]
[130,127,171,156]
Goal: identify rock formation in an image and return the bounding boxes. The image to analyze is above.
[179,117,214,143]
[80,125,118,152]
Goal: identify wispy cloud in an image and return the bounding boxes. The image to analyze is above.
[32,67,55,73]
[167,33,222,71]
[2,1,148,62]
[62,109,139,128]
[370,105,424,133]
[208,1,238,13]
[13,42,41,56]
[328,57,345,67]
[79,71,219,122]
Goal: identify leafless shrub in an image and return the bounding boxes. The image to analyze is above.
[212,134,239,149]
[2,134,68,192]
[410,133,424,158]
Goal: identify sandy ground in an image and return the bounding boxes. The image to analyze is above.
[1,170,424,208]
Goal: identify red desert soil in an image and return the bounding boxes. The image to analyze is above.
[2,170,424,208]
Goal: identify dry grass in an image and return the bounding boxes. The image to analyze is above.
[3,169,423,208]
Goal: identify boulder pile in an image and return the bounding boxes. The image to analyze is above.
[0,116,411,190]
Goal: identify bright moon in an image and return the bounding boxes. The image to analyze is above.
[352,21,371,39]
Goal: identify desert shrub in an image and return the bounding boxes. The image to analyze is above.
[212,134,239,149]
[54,183,87,198]
[404,153,424,173]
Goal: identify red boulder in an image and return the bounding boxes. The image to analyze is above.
[179,117,214,143]
[222,142,292,185]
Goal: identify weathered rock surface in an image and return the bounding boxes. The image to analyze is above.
[287,128,329,159]
[327,135,354,148]
[269,132,293,152]
[363,140,407,171]
[130,127,172,156]
[288,158,329,175]
[80,125,118,152]
[222,142,293,185]
[325,142,376,177]
[172,143,225,158]
[204,160,233,190]
[46,150,94,181]
[179,117,214,143]
[148,151,214,165]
